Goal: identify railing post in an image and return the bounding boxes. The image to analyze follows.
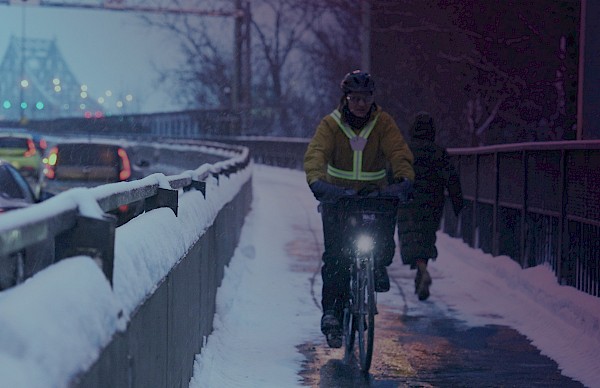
[520,150,529,267]
[186,180,206,197]
[492,151,499,256]
[145,188,179,216]
[557,149,569,284]
[472,154,480,248]
[55,214,117,285]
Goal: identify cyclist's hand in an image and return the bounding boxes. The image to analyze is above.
[310,180,355,203]
[381,177,413,203]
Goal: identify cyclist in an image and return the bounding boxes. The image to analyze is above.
[304,70,415,348]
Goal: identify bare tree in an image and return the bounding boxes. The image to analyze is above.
[248,0,322,136]
[370,0,580,146]
[138,1,235,109]
[138,0,325,136]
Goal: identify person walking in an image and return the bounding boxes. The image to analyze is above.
[304,70,415,348]
[397,112,464,301]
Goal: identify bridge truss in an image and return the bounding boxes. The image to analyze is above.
[0,0,251,124]
[0,35,102,121]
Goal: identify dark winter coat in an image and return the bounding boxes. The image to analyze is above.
[397,113,463,267]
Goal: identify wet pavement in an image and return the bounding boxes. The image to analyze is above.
[287,225,586,387]
[298,302,585,387]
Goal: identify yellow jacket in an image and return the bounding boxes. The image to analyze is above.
[304,105,414,191]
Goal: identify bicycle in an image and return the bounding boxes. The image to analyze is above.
[337,195,399,375]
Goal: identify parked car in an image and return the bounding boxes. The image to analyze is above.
[0,132,42,179]
[0,160,53,290]
[39,140,145,225]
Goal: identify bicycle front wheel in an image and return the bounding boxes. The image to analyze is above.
[357,259,376,374]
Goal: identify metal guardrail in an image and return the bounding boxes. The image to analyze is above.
[0,141,250,291]
[443,140,600,297]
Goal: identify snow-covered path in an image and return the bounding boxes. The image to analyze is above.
[189,165,600,388]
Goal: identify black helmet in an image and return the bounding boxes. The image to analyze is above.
[340,70,375,94]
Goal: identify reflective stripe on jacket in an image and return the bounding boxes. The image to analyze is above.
[304,105,414,192]
[327,109,386,181]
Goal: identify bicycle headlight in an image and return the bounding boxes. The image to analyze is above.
[356,234,374,253]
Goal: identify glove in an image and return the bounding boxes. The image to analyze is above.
[310,180,356,203]
[381,177,413,203]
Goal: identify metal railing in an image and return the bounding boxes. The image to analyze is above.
[210,135,600,298]
[0,141,250,291]
[443,140,600,297]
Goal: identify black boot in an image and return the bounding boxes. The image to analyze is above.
[415,268,432,301]
[374,265,390,292]
[321,311,342,348]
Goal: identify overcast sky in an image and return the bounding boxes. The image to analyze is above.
[0,3,186,113]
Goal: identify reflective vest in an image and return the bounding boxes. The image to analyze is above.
[327,109,387,181]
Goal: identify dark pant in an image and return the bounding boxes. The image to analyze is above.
[320,202,396,319]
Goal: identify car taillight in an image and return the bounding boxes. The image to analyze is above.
[24,138,37,157]
[44,146,58,179]
[118,148,131,181]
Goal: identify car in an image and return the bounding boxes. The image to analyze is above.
[0,160,39,213]
[31,133,48,153]
[0,132,42,179]
[39,140,145,225]
[0,160,53,290]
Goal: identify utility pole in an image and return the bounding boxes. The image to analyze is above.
[232,0,252,135]
[242,0,252,112]
[361,0,371,72]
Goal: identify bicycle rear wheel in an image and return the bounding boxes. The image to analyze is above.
[357,260,376,374]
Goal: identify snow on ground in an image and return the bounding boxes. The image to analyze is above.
[189,164,600,388]
[1,163,598,387]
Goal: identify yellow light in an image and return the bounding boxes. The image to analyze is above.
[105,90,112,97]
[81,85,88,91]
[80,92,88,98]
[52,78,60,85]
[116,101,123,108]
[54,85,61,92]
[98,97,105,104]
[20,79,29,88]
[125,94,133,102]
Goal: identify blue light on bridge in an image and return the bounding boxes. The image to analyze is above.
[20,102,28,110]
[2,100,11,109]
[36,102,45,110]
